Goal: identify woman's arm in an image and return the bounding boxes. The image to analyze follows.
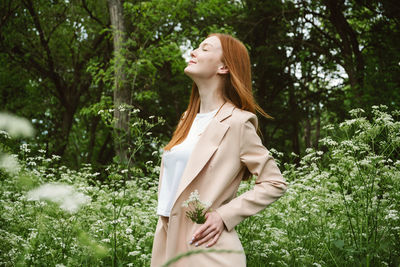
[215,113,288,232]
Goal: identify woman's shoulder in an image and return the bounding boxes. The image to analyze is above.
[230,106,258,129]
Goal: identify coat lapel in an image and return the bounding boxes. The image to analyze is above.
[170,101,235,211]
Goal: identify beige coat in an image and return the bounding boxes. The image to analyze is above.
[150,102,288,267]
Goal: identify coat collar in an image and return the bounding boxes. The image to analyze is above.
[215,101,236,122]
[167,101,236,213]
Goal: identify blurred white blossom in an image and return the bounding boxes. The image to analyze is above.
[27,183,91,213]
[20,143,31,153]
[385,210,399,221]
[0,112,34,138]
[0,154,20,174]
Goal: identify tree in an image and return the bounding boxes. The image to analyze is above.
[108,0,131,165]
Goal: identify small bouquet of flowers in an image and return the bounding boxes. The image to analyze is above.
[181,189,212,224]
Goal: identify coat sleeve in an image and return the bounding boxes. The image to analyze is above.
[215,113,288,232]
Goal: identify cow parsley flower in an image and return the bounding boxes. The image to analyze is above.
[0,154,20,174]
[27,183,91,213]
[0,112,34,138]
[181,189,212,224]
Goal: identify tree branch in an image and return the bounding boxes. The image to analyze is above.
[82,0,107,27]
[22,0,66,104]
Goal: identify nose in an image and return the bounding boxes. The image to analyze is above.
[190,49,197,58]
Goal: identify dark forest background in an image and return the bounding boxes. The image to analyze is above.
[1,0,399,174]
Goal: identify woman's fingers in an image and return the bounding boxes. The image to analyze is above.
[205,232,221,248]
[190,211,225,247]
[195,229,217,246]
[191,224,214,244]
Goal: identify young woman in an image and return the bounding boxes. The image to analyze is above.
[150,33,288,267]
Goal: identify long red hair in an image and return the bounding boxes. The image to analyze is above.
[164,33,273,152]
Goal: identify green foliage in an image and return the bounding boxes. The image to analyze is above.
[0,149,159,266]
[237,105,400,266]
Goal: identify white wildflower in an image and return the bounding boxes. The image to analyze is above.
[52,155,61,160]
[385,210,399,221]
[128,251,140,257]
[20,143,31,153]
[111,219,122,225]
[0,130,10,138]
[0,154,20,174]
[319,137,338,146]
[348,108,365,117]
[27,183,91,213]
[203,200,212,208]
[324,124,335,131]
[182,189,213,224]
[0,112,35,138]
[27,161,37,167]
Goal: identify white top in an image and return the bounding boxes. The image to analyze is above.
[157,108,218,217]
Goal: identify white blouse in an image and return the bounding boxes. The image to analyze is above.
[156,108,218,217]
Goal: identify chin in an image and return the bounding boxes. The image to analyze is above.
[184,67,195,76]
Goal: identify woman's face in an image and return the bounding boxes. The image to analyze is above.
[184,36,227,79]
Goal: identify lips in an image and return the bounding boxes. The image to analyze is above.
[189,60,196,64]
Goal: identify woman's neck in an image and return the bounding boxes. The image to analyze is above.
[196,79,225,114]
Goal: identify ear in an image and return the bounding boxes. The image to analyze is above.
[218,65,229,75]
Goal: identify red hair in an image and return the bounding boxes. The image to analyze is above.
[164,33,272,152]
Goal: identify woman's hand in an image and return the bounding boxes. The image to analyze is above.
[189,211,226,248]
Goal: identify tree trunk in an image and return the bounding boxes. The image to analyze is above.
[314,106,321,150]
[289,85,300,162]
[55,105,75,157]
[108,0,131,165]
[325,0,365,101]
[305,113,312,148]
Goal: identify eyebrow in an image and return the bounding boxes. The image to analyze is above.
[200,42,214,48]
